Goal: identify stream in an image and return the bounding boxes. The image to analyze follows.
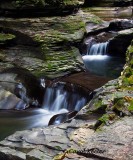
[83,40,126,78]
[0,9,132,141]
[0,82,89,141]
[83,55,125,78]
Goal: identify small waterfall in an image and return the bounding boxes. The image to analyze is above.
[42,82,87,112]
[88,42,108,55]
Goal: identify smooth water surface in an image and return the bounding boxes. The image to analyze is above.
[83,55,125,78]
[0,108,69,141]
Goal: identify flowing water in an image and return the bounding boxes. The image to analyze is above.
[83,42,125,78]
[88,42,108,55]
[42,82,87,112]
[0,82,88,140]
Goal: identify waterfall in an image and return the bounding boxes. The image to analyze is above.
[42,82,87,112]
[88,42,108,55]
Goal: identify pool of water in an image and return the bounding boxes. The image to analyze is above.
[0,108,69,141]
[83,55,125,78]
[0,82,88,141]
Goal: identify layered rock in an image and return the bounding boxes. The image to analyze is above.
[0,11,102,78]
[0,0,84,16]
[108,28,133,56]
[83,7,133,20]
[84,0,133,7]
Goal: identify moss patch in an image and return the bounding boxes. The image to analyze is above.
[0,33,15,44]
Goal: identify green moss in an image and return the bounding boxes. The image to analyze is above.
[121,40,133,86]
[54,146,62,150]
[128,44,133,54]
[95,99,102,108]
[13,0,83,8]
[98,114,109,124]
[113,98,125,111]
[0,33,16,43]
[66,148,77,153]
[128,100,133,112]
[14,0,46,8]
[0,52,6,61]
[53,153,65,160]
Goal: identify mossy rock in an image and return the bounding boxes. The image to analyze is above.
[128,100,133,112]
[120,40,133,86]
[0,0,84,10]
[0,33,15,44]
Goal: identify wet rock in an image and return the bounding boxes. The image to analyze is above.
[0,86,27,110]
[109,19,133,30]
[108,28,133,56]
[48,111,78,125]
[0,68,43,109]
[61,72,111,91]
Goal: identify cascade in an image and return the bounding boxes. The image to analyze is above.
[88,42,108,55]
[42,82,87,112]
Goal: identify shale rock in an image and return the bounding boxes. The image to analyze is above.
[83,7,133,20]
[0,0,84,16]
[108,28,133,56]
[84,0,133,7]
[0,10,102,78]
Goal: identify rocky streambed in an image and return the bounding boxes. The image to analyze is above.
[0,0,133,160]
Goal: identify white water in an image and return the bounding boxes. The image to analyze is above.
[83,55,125,78]
[0,82,88,140]
[88,42,108,55]
[42,83,87,112]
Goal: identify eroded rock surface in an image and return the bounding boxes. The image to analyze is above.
[0,10,102,78]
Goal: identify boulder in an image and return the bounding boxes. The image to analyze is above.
[109,19,133,30]
[108,28,133,56]
[0,86,27,110]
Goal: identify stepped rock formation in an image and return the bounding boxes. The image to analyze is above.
[0,0,133,159]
